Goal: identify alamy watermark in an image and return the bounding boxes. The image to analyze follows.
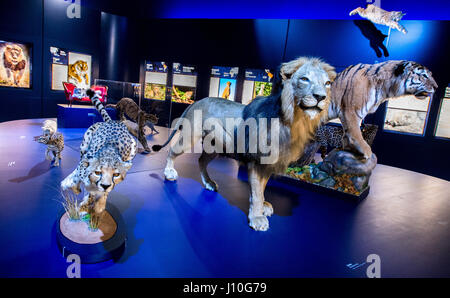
[66,253,81,278]
[346,253,381,278]
[65,0,81,19]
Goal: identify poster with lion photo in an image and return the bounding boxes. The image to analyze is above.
[0,41,31,88]
[50,47,91,90]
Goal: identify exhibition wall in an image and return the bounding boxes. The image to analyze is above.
[0,0,448,180]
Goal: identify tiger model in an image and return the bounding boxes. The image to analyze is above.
[327,60,437,159]
[68,60,89,87]
[61,89,137,222]
[34,120,64,167]
[350,4,407,34]
[106,97,159,153]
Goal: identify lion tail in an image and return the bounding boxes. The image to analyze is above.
[152,105,191,152]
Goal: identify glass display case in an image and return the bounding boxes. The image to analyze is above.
[94,79,141,105]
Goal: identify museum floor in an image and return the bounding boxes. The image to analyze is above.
[0,119,449,277]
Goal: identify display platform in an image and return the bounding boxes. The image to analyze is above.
[57,104,117,128]
[56,202,126,264]
[0,118,449,277]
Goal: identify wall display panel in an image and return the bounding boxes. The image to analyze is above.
[144,61,168,101]
[241,68,273,105]
[209,66,239,101]
[50,46,92,90]
[383,95,431,135]
[171,63,197,105]
[435,85,450,139]
[0,40,32,88]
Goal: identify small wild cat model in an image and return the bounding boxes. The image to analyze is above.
[106,97,159,153]
[350,4,407,34]
[34,120,64,167]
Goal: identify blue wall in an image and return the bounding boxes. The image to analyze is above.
[0,1,448,179]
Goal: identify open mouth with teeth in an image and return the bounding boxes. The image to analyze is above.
[414,91,431,100]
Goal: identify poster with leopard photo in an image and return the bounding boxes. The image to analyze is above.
[0,40,31,88]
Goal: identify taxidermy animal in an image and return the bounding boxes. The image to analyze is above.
[327,60,437,159]
[68,60,89,87]
[350,4,407,34]
[106,97,159,152]
[34,120,64,167]
[3,44,27,86]
[152,57,336,231]
[221,81,232,99]
[61,89,137,222]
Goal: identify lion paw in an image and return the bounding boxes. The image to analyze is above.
[164,167,178,181]
[249,216,269,231]
[263,201,273,217]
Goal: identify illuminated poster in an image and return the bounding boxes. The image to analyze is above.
[171,63,197,104]
[144,61,168,100]
[435,85,450,138]
[0,40,31,88]
[209,66,239,101]
[383,95,431,135]
[241,68,273,105]
[50,46,92,90]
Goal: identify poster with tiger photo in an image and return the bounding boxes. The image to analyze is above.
[50,46,91,90]
[0,41,32,88]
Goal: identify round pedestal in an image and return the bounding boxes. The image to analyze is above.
[56,203,126,264]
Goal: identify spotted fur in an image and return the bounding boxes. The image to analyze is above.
[315,124,378,158]
[350,4,407,34]
[106,97,158,152]
[34,120,64,167]
[61,89,137,216]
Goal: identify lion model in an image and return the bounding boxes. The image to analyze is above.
[2,44,27,86]
[153,57,336,231]
[327,60,437,159]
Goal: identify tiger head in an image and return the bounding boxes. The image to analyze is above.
[280,57,337,120]
[82,146,132,195]
[72,60,88,73]
[394,61,438,100]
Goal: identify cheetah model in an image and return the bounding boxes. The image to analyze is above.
[61,89,137,221]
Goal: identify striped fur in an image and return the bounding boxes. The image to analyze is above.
[87,89,111,122]
[327,60,437,158]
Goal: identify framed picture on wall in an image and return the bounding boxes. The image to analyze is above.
[209,66,239,101]
[144,61,168,100]
[434,85,450,139]
[383,95,432,136]
[50,46,92,90]
[171,62,197,105]
[241,68,273,105]
[0,40,32,89]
